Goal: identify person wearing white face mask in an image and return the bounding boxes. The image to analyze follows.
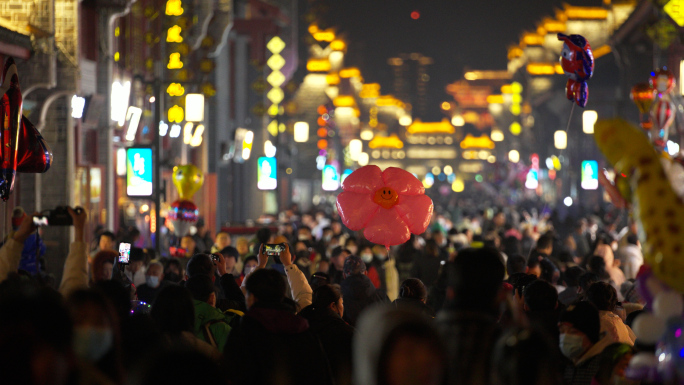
[558,302,609,385]
[136,262,171,304]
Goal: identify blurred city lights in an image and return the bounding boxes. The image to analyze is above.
[452,178,464,192]
[411,11,420,19]
[169,124,182,138]
[443,165,453,175]
[71,95,85,119]
[508,150,520,163]
[349,139,362,161]
[451,115,465,126]
[441,101,451,110]
[423,173,435,188]
[159,121,169,137]
[183,122,194,144]
[125,106,142,141]
[432,166,441,175]
[583,110,598,134]
[264,140,277,158]
[190,124,204,147]
[399,115,413,126]
[116,148,126,176]
[360,129,374,141]
[475,174,483,183]
[564,197,573,207]
[546,157,554,170]
[490,128,504,142]
[554,130,567,149]
[509,122,521,135]
[294,122,309,142]
[358,152,369,166]
[111,81,131,126]
[668,140,680,156]
[525,169,539,189]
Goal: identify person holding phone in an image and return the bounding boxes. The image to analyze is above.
[0,206,88,295]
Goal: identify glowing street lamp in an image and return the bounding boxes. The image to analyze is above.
[185,93,205,122]
[583,110,597,134]
[294,122,309,142]
[554,130,567,149]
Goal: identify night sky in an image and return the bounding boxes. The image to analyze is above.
[322,0,603,120]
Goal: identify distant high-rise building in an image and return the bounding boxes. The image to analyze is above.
[387,53,433,119]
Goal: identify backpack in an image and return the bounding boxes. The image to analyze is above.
[201,309,243,349]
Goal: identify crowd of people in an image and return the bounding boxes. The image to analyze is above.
[0,202,659,385]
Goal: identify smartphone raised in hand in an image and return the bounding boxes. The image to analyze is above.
[263,243,286,257]
[118,243,131,265]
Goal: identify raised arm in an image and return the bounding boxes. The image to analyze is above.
[280,244,312,312]
[0,214,37,282]
[59,207,89,296]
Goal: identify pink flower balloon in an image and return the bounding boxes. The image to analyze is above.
[336,165,434,249]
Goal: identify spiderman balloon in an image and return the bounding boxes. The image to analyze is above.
[558,33,594,108]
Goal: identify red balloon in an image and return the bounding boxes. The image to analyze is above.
[0,58,21,201]
[168,199,199,237]
[16,116,52,173]
[651,100,675,134]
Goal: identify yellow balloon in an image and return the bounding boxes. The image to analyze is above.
[172,164,204,200]
[594,118,684,292]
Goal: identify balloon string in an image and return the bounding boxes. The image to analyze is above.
[559,103,576,160]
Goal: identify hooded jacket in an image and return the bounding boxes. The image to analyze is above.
[340,274,389,326]
[224,301,333,385]
[193,300,232,353]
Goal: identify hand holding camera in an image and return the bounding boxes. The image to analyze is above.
[14,212,39,243]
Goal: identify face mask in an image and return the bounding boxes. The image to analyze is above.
[360,253,373,263]
[73,327,113,362]
[298,234,310,241]
[244,266,256,276]
[559,333,585,359]
[146,276,160,288]
[164,272,181,283]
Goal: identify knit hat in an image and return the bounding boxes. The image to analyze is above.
[343,255,366,276]
[559,301,600,343]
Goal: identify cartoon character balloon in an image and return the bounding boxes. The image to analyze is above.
[593,118,684,292]
[169,164,204,236]
[557,33,594,108]
[336,165,433,249]
[649,69,677,149]
[168,200,199,237]
[172,164,204,200]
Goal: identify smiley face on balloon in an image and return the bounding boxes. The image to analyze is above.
[336,165,434,249]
